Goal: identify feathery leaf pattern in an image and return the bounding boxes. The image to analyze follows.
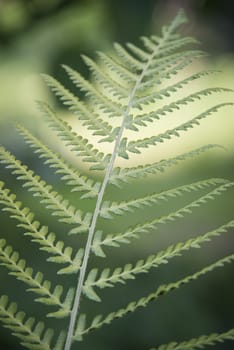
[0,9,233,350]
[152,328,234,350]
[75,254,234,340]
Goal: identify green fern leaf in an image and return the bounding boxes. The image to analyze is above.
[86,221,234,301]
[126,103,234,154]
[134,83,233,110]
[0,239,74,316]
[36,101,109,168]
[41,74,113,137]
[74,314,87,341]
[96,51,138,83]
[131,91,233,130]
[76,254,234,340]
[0,182,85,276]
[152,328,234,350]
[136,51,210,93]
[81,54,129,100]
[100,178,229,219]
[62,64,124,117]
[110,144,223,186]
[0,147,91,233]
[113,42,143,70]
[16,124,101,198]
[92,183,233,255]
[137,49,206,89]
[0,181,81,272]
[141,35,200,57]
[0,295,55,350]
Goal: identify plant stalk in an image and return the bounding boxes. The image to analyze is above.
[64,23,174,350]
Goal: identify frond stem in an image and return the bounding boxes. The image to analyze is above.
[64,26,175,350]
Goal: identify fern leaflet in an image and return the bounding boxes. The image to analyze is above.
[75,254,234,340]
[152,328,234,350]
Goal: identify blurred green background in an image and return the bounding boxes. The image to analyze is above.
[0,1,233,349]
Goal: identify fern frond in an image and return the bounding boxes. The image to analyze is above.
[0,147,91,234]
[96,51,138,84]
[113,42,143,71]
[116,37,200,79]
[47,287,74,319]
[133,83,233,110]
[141,49,206,86]
[124,9,188,64]
[0,182,83,274]
[110,144,223,186]
[145,47,203,72]
[133,91,231,130]
[152,328,234,350]
[137,51,209,93]
[62,65,124,117]
[75,254,234,340]
[41,74,113,137]
[100,178,229,219]
[63,11,195,346]
[1,9,233,350]
[81,55,129,99]
[37,101,109,169]
[123,28,220,113]
[93,182,233,255]
[16,124,101,198]
[0,239,73,317]
[85,221,234,301]
[126,36,198,66]
[127,103,234,154]
[125,42,150,62]
[142,36,199,58]
[120,13,198,102]
[0,295,55,350]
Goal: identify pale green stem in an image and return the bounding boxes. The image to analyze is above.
[64,28,174,350]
